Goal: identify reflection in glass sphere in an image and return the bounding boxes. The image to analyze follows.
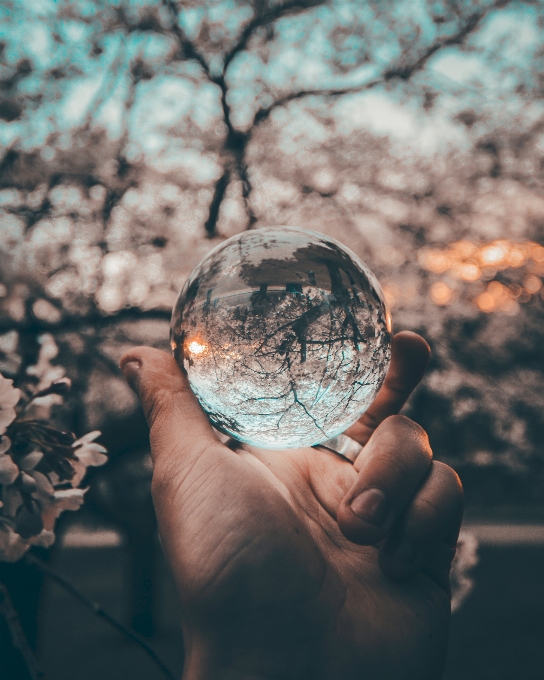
[171,227,392,449]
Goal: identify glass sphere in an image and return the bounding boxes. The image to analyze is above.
[171,227,392,449]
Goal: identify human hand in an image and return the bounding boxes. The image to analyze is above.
[120,331,463,680]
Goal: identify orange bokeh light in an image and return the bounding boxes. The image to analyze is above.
[475,280,521,314]
[475,291,496,313]
[452,261,481,282]
[430,281,453,305]
[419,239,543,312]
[524,275,542,294]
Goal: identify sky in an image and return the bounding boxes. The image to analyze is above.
[0,0,542,178]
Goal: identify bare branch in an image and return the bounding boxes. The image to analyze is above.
[250,2,505,129]
[252,78,383,127]
[238,160,258,228]
[223,0,328,74]
[161,0,210,76]
[82,39,126,129]
[204,169,231,237]
[381,7,492,81]
[162,2,329,235]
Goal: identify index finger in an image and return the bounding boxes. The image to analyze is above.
[344,331,430,446]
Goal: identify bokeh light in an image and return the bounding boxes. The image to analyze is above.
[419,240,544,313]
[430,281,454,306]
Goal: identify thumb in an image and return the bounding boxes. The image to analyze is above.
[119,346,224,486]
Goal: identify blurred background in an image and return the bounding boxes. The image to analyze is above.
[0,0,543,678]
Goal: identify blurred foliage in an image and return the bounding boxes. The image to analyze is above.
[0,0,543,510]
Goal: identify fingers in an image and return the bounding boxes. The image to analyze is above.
[345,331,430,446]
[337,416,433,546]
[336,414,463,594]
[120,346,223,476]
[379,462,464,594]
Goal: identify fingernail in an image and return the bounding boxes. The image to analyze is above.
[350,488,387,526]
[121,360,141,393]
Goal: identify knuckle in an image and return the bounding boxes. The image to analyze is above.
[150,446,183,497]
[382,415,429,441]
[151,465,169,498]
[379,415,432,465]
[384,375,409,399]
[407,463,464,538]
[145,381,183,431]
[412,493,443,523]
[147,387,170,429]
[432,461,464,501]
[358,410,382,434]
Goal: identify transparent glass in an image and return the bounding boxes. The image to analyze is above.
[171,227,392,449]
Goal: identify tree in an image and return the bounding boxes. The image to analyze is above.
[0,0,543,515]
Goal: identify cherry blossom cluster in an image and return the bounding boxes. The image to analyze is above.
[0,373,108,562]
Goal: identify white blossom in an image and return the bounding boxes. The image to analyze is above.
[18,450,44,471]
[0,370,108,562]
[0,374,21,434]
[71,431,108,487]
[51,488,87,511]
[451,530,479,613]
[0,453,19,485]
[0,523,29,562]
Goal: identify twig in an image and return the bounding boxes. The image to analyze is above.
[0,581,44,680]
[25,554,177,680]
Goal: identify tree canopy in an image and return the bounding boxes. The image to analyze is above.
[1,0,544,511]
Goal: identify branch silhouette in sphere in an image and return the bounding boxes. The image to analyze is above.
[171,227,391,448]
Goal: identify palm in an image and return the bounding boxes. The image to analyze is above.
[122,332,462,680]
[157,444,450,680]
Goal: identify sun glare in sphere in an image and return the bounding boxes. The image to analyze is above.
[187,340,207,355]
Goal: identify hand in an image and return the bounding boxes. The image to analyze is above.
[120,331,463,680]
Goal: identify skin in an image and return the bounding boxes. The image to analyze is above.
[120,331,463,680]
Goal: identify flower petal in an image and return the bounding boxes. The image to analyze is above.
[30,530,56,549]
[0,525,29,563]
[72,430,102,447]
[0,409,17,436]
[29,470,55,496]
[0,454,19,485]
[53,488,87,512]
[0,375,21,435]
[69,459,88,488]
[0,374,22,408]
[19,450,44,471]
[75,449,108,467]
[1,486,22,517]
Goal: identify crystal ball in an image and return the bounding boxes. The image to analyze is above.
[171,227,392,449]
